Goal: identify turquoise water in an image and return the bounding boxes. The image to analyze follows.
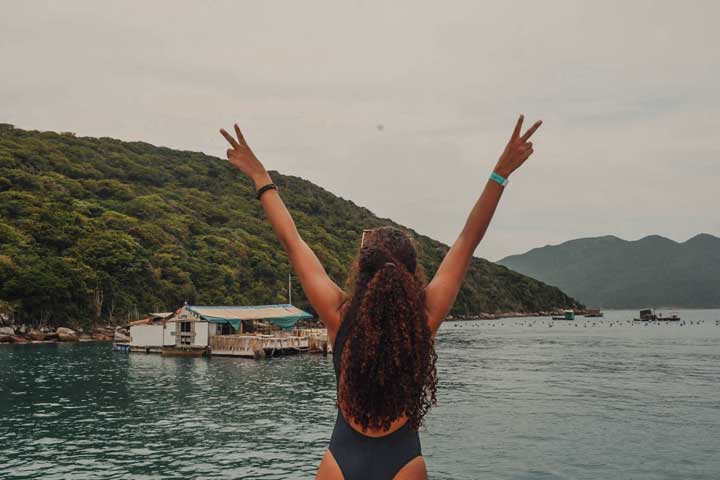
[1,309,719,479]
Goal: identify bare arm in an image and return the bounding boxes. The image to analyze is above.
[425,115,542,334]
[220,124,345,333]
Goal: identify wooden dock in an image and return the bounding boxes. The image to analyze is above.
[129,345,161,354]
[117,326,334,360]
[297,328,333,355]
[162,346,209,357]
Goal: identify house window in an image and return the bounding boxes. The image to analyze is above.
[180,322,191,333]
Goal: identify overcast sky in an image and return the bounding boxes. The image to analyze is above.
[1,1,718,260]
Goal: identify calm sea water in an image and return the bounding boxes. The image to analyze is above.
[1,309,719,479]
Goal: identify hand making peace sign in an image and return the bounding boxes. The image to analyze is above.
[220,124,267,181]
[494,115,542,178]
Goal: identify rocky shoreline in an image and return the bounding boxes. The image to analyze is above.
[0,323,118,345]
[0,308,588,345]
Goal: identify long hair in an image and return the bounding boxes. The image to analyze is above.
[338,226,438,431]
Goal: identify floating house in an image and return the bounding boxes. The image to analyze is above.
[122,304,313,358]
[167,304,312,357]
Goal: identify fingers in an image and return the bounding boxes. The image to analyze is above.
[520,120,542,142]
[511,114,524,141]
[234,123,246,145]
[220,128,241,149]
[226,148,233,159]
[516,140,534,161]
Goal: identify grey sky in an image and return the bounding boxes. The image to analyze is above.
[1,1,718,260]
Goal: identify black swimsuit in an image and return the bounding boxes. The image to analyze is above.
[328,309,422,480]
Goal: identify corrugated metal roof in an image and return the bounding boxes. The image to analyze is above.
[129,317,154,326]
[186,304,313,321]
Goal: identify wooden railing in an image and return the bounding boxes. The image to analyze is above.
[209,334,309,356]
[209,335,262,354]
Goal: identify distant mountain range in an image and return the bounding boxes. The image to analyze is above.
[498,234,720,308]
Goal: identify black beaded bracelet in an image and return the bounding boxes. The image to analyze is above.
[255,182,278,199]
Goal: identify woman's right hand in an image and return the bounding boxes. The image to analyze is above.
[493,115,542,178]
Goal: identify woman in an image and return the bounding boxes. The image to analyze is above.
[220,115,541,480]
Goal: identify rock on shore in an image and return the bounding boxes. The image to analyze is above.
[27,329,46,341]
[0,324,119,344]
[56,327,79,342]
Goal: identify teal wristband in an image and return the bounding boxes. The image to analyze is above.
[490,171,509,187]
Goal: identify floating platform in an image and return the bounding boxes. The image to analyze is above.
[129,345,162,354]
[633,316,681,322]
[633,309,681,322]
[116,327,335,360]
[161,346,209,357]
[209,334,308,358]
[297,328,333,355]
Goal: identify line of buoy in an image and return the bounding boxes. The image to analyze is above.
[449,319,713,328]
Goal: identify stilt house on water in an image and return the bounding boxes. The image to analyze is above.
[128,304,315,358]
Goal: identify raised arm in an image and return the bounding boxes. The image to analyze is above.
[220,124,345,333]
[425,115,542,334]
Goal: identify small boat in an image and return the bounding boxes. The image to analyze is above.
[634,308,655,321]
[112,342,130,352]
[161,346,209,357]
[633,309,681,322]
[552,310,575,320]
[112,330,131,352]
[584,308,604,318]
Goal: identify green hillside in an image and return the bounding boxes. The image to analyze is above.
[498,234,720,308]
[0,124,578,327]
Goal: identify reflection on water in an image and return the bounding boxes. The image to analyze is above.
[1,309,719,479]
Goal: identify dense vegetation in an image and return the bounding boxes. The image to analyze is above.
[0,124,578,327]
[498,234,720,308]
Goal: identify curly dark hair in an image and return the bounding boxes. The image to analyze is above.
[338,226,438,432]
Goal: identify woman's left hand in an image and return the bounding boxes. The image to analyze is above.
[220,124,267,181]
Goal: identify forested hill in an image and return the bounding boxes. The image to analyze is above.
[498,234,720,308]
[0,124,578,327]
